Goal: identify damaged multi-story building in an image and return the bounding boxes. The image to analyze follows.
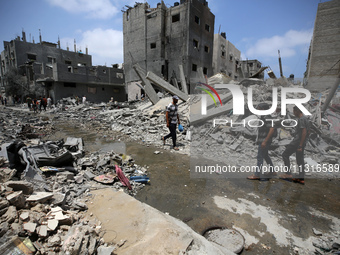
[240,59,265,80]
[305,0,340,91]
[212,32,242,80]
[123,0,215,99]
[0,31,126,103]
[122,0,267,100]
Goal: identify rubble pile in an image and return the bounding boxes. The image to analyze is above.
[46,96,192,154]
[0,107,153,254]
[0,109,54,144]
[0,140,149,254]
[191,83,340,179]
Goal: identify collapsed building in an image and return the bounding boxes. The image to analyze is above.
[123,1,269,101]
[0,31,126,103]
[212,32,242,80]
[123,0,215,99]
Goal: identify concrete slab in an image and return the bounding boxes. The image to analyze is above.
[146,71,189,101]
[86,189,235,255]
[97,245,116,255]
[47,219,58,231]
[179,64,188,95]
[26,192,53,203]
[133,64,160,105]
[37,225,48,237]
[20,211,30,221]
[23,222,37,233]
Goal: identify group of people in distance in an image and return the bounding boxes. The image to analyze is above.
[26,96,52,113]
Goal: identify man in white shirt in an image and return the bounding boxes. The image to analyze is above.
[162,95,180,150]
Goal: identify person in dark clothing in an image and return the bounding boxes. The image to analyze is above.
[279,106,309,185]
[162,95,180,150]
[26,97,32,110]
[32,99,38,113]
[42,96,47,111]
[247,103,277,180]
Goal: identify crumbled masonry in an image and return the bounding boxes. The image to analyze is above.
[0,75,339,254]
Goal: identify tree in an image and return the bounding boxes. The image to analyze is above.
[4,67,27,97]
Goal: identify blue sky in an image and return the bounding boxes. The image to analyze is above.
[0,0,326,79]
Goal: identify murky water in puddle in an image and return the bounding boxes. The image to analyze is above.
[47,122,340,254]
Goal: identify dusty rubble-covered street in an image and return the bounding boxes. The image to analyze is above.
[0,81,339,255]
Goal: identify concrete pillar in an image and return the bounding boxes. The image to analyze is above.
[197,67,206,83]
[178,65,188,95]
[172,77,179,90]
[146,71,189,101]
[133,64,160,105]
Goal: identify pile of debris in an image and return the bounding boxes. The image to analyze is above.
[0,138,146,254]
[40,96,191,154]
[190,81,340,179]
[0,130,150,254]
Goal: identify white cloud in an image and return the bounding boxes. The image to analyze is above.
[245,29,313,59]
[61,28,123,66]
[81,28,123,65]
[46,0,119,19]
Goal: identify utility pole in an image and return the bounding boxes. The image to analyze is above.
[278,50,283,77]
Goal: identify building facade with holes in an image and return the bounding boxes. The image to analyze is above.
[0,32,126,103]
[212,32,242,81]
[123,0,215,96]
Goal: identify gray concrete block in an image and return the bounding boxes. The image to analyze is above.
[5,181,34,195]
[146,71,189,101]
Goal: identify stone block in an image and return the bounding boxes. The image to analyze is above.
[0,199,9,210]
[0,222,9,237]
[2,206,17,224]
[83,171,96,180]
[56,171,74,180]
[37,225,48,237]
[27,192,53,203]
[5,181,34,195]
[23,222,37,233]
[20,211,30,221]
[6,191,26,209]
[47,219,58,231]
[97,245,116,255]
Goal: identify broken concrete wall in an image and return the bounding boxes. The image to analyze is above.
[305,0,340,91]
[123,1,215,92]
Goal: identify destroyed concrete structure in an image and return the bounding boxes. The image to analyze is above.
[212,32,242,81]
[305,0,340,91]
[0,31,126,103]
[123,0,215,98]
[240,59,265,80]
[0,71,339,253]
[122,1,270,101]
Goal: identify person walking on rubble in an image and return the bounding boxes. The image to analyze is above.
[42,96,47,111]
[162,95,181,151]
[32,98,38,113]
[279,106,310,185]
[47,96,52,109]
[247,103,277,181]
[26,96,32,110]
